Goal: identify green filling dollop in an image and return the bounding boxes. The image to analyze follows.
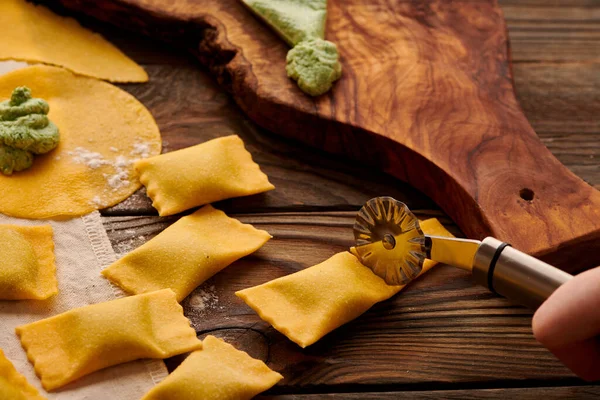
[286,38,342,96]
[242,0,342,96]
[0,87,60,175]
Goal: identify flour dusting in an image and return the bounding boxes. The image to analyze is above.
[187,285,219,312]
[70,141,154,201]
[114,234,146,257]
[69,147,110,169]
[91,196,103,207]
[131,143,151,159]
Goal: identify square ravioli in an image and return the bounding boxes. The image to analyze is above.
[236,218,453,347]
[135,135,274,216]
[141,335,282,400]
[0,348,46,400]
[0,224,57,300]
[102,204,271,302]
[16,289,202,391]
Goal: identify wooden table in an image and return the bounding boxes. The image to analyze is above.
[63,0,599,397]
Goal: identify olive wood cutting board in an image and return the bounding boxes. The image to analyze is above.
[45,0,600,272]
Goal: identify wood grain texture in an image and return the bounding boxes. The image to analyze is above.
[101,62,599,216]
[261,386,600,399]
[501,0,600,63]
[44,0,600,273]
[105,64,436,216]
[259,385,600,398]
[103,213,577,388]
[104,62,600,215]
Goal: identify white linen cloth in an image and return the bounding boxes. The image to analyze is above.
[0,211,168,399]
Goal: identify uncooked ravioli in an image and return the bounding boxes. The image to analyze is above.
[0,348,46,400]
[0,65,161,219]
[0,0,147,82]
[237,218,454,348]
[0,225,57,300]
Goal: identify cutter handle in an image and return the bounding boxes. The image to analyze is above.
[472,237,573,309]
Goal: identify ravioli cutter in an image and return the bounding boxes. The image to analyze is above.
[352,197,573,309]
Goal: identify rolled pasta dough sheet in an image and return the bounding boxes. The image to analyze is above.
[135,135,274,216]
[0,348,46,400]
[0,65,162,219]
[102,204,272,302]
[141,335,282,400]
[0,0,147,82]
[236,218,454,347]
[15,289,201,391]
[0,224,56,300]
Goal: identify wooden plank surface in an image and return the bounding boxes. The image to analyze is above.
[104,60,600,214]
[64,0,598,395]
[106,64,438,216]
[260,385,600,399]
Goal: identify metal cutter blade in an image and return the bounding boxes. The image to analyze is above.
[352,197,428,285]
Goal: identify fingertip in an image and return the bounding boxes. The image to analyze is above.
[547,338,600,382]
[531,266,600,348]
[532,295,556,347]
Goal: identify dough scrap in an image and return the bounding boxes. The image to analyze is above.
[135,135,274,217]
[0,0,147,82]
[102,205,272,302]
[141,335,282,400]
[236,218,454,347]
[0,65,161,219]
[0,348,46,400]
[16,289,201,391]
[0,224,57,300]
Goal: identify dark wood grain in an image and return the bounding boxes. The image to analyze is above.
[44,0,600,274]
[259,385,600,398]
[500,0,600,193]
[105,64,437,216]
[104,61,600,217]
[512,63,600,191]
[501,0,600,63]
[103,214,577,389]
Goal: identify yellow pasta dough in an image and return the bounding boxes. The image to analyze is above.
[236,218,454,347]
[0,0,147,82]
[135,135,274,216]
[102,205,271,302]
[0,65,161,219]
[0,348,46,400]
[0,224,57,300]
[141,335,282,400]
[16,289,201,391]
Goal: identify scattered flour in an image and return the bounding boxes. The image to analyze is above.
[90,196,104,207]
[68,141,154,197]
[69,147,110,169]
[131,142,151,159]
[115,156,130,168]
[161,140,169,153]
[187,285,219,312]
[114,235,146,257]
[106,170,130,191]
